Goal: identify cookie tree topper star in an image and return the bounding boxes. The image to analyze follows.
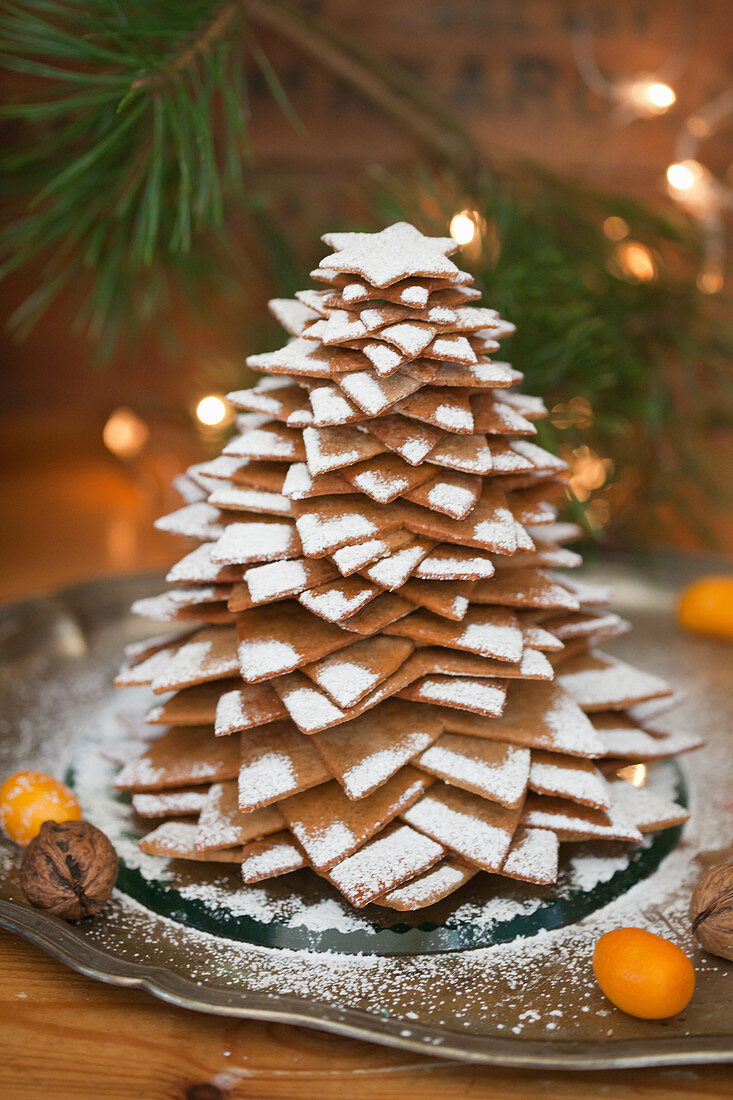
[321,222,462,288]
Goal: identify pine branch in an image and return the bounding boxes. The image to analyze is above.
[371,164,732,546]
[130,2,242,92]
[0,0,478,353]
[1,2,263,349]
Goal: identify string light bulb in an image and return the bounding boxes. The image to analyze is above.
[622,79,676,115]
[667,92,733,293]
[572,22,683,123]
[666,159,704,193]
[616,241,657,283]
[103,407,149,459]
[665,161,716,217]
[646,81,676,110]
[195,394,229,426]
[602,216,629,242]
[697,266,724,295]
[450,211,478,246]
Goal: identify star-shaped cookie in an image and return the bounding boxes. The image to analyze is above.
[320,222,461,288]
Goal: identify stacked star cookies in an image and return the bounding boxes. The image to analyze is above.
[114,223,698,911]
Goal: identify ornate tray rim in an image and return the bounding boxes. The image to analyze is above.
[2,901,731,1069]
[1,570,732,1070]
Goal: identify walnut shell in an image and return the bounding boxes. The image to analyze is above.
[690,862,733,961]
[19,819,118,920]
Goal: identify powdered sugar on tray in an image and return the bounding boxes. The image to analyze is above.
[1,573,730,1046]
[64,830,723,1045]
[59,682,701,949]
[3,699,727,1044]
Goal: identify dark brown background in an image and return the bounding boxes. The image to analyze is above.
[247,0,730,193]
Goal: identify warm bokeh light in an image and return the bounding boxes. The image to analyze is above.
[586,497,611,530]
[603,216,629,242]
[567,445,614,503]
[621,78,676,116]
[551,405,572,430]
[551,396,593,431]
[616,241,656,283]
[195,394,228,426]
[617,763,648,788]
[644,81,676,111]
[569,396,593,429]
[450,211,478,246]
[103,407,149,459]
[666,160,703,193]
[697,267,724,295]
[686,115,711,139]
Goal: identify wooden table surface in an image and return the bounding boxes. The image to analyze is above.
[1,434,731,1099]
[2,929,732,1100]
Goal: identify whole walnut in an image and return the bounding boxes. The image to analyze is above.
[690,862,733,961]
[19,819,118,920]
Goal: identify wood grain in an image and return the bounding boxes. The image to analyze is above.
[1,931,731,1099]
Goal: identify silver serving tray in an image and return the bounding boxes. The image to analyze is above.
[1,558,731,1068]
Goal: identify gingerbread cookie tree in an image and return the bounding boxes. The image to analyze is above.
[114,223,697,911]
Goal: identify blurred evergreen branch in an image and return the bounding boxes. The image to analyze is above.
[1,2,251,354]
[0,0,471,356]
[371,165,733,544]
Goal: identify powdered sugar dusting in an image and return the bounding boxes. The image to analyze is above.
[427,481,475,516]
[343,734,434,799]
[315,661,378,708]
[238,639,302,679]
[529,759,610,808]
[502,828,559,884]
[239,751,297,802]
[418,742,529,805]
[245,560,308,603]
[290,820,357,869]
[403,794,513,870]
[277,682,344,731]
[296,511,378,556]
[328,825,444,906]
